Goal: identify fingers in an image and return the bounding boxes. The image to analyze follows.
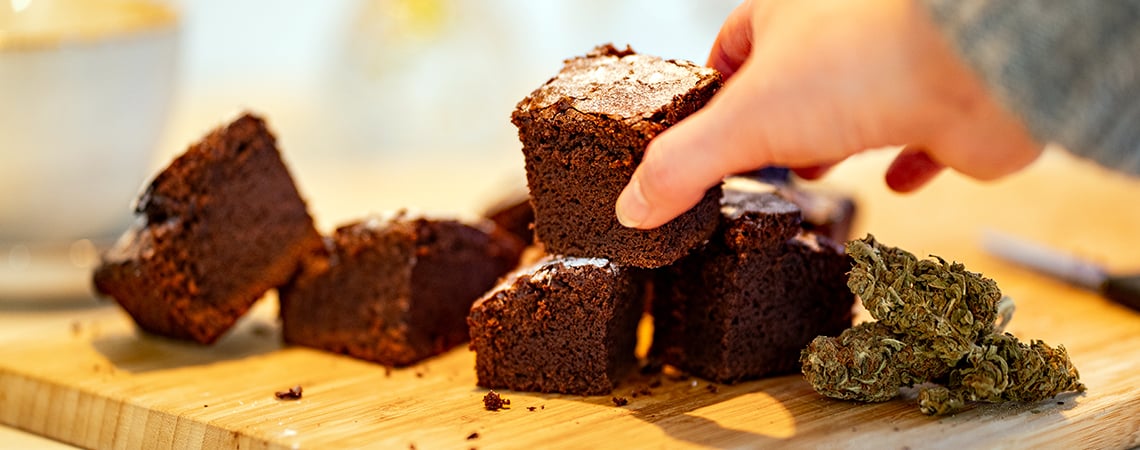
[615,107,737,229]
[616,68,781,229]
[885,147,944,192]
[707,0,755,78]
[926,108,1042,181]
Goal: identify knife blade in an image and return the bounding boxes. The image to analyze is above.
[981,229,1140,313]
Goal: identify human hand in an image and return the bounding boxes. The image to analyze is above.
[616,0,1042,229]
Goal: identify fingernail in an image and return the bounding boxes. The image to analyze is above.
[616,176,650,228]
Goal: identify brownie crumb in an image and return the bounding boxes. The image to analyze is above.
[631,385,653,398]
[527,406,537,412]
[1057,401,1065,405]
[612,396,629,407]
[483,391,510,411]
[648,378,662,388]
[706,384,720,394]
[385,366,393,377]
[466,432,479,440]
[541,405,545,410]
[275,385,303,400]
[203,404,208,408]
[415,371,424,378]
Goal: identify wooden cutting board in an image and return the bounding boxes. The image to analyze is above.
[2,151,1139,449]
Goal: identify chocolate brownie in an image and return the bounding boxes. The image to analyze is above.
[93,114,322,344]
[468,256,644,395]
[512,44,723,268]
[279,212,524,366]
[651,189,855,383]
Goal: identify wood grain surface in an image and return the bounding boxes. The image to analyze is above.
[1,150,1138,449]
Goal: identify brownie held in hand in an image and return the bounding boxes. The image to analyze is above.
[512,44,723,268]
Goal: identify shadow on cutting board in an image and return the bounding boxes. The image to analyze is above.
[611,366,1085,449]
[611,367,795,448]
[90,314,282,373]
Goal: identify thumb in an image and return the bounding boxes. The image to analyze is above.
[616,66,784,229]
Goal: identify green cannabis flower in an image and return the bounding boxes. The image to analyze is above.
[802,235,1085,416]
[801,322,950,402]
[918,333,1086,414]
[916,386,965,416]
[847,236,1002,365]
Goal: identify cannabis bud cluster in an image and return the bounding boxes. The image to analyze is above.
[800,235,1085,415]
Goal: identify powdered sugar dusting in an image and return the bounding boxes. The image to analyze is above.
[358,209,495,233]
[558,256,611,268]
[481,255,618,298]
[529,256,614,283]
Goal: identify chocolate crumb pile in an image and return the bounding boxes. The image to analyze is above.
[483,390,510,411]
[611,396,629,407]
[275,385,303,400]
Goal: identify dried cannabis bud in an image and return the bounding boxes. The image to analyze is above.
[847,236,1002,364]
[918,333,1085,415]
[801,322,949,402]
[916,385,964,416]
[802,235,1084,415]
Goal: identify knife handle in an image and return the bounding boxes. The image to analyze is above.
[1102,274,1140,313]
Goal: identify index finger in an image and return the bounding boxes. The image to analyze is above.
[707,0,755,78]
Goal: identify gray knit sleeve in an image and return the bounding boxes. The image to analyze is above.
[920,0,1140,175]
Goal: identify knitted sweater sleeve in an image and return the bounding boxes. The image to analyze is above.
[920,0,1140,174]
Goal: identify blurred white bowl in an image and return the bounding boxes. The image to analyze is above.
[0,0,178,242]
[0,0,178,301]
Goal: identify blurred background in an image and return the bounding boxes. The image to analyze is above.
[157,0,739,223]
[0,0,738,301]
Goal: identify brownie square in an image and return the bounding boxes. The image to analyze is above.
[468,256,644,395]
[733,173,858,243]
[651,189,855,383]
[92,113,322,344]
[279,212,524,366]
[512,44,723,268]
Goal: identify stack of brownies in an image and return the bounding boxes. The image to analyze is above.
[468,44,856,394]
